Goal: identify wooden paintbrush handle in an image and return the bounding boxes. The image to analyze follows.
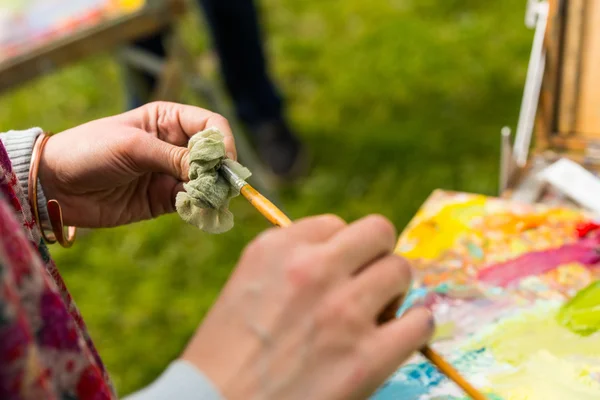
[420,346,487,400]
[240,185,292,227]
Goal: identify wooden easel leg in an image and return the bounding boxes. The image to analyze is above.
[152,55,183,102]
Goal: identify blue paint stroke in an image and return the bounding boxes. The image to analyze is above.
[371,361,445,400]
[396,283,455,317]
[425,396,502,400]
[466,241,484,260]
[397,287,429,316]
[370,348,490,400]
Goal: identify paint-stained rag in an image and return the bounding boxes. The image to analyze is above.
[176,127,251,234]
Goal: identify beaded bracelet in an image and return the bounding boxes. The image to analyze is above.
[28,132,76,248]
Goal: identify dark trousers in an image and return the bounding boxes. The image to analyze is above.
[125,0,284,128]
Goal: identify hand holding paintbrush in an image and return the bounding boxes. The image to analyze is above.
[220,163,487,400]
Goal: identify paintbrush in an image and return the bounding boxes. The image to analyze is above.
[220,164,487,400]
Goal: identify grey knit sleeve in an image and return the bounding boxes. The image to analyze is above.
[123,360,224,400]
[0,128,50,224]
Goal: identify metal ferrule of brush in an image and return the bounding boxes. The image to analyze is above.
[220,164,247,191]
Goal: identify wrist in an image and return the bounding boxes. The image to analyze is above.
[0,128,51,225]
[124,360,225,400]
[32,132,76,247]
[38,133,60,203]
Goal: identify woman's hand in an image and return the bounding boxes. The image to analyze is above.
[182,214,434,400]
[39,102,236,228]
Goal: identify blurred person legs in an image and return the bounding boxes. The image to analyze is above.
[123,0,307,179]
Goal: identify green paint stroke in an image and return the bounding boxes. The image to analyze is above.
[558,280,600,336]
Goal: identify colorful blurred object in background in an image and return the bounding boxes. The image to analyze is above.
[0,0,145,60]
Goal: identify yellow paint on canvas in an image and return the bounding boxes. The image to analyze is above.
[432,320,456,342]
[466,305,600,399]
[397,197,486,260]
[111,0,145,12]
[396,191,585,261]
[467,306,600,364]
[489,350,600,400]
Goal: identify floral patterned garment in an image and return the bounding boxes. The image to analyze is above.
[0,141,116,399]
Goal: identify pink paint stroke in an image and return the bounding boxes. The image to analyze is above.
[477,236,600,287]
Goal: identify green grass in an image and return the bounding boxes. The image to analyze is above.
[0,0,533,395]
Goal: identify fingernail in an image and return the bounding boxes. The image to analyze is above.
[226,152,234,160]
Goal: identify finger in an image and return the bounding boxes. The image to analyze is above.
[366,307,434,382]
[132,135,190,181]
[172,181,185,207]
[257,214,346,246]
[123,102,237,160]
[327,215,397,276]
[286,214,347,243]
[146,174,181,217]
[342,254,412,322]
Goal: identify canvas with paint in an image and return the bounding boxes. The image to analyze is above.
[372,190,600,400]
[0,0,145,60]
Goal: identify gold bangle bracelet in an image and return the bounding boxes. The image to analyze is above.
[28,132,76,248]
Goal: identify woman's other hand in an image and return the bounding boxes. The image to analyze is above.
[182,214,434,400]
[39,102,236,228]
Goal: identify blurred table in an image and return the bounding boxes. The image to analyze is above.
[0,0,185,92]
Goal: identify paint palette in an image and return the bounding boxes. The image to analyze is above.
[373,190,600,400]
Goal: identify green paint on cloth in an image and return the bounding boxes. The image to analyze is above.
[558,280,600,336]
[176,127,251,234]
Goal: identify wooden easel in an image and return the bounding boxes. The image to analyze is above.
[0,0,279,201]
[501,0,600,204]
[537,0,600,160]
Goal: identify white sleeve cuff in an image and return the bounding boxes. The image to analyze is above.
[123,360,224,400]
[0,128,50,225]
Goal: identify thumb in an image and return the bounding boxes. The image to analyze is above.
[133,134,190,181]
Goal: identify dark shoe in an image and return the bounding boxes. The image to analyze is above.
[249,119,309,181]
